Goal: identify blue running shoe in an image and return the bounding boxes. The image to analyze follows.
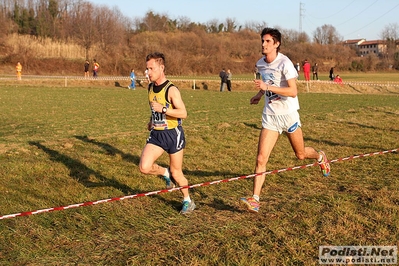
[180,200,196,215]
[162,168,177,189]
[163,175,175,189]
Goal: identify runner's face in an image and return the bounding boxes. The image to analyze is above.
[261,34,279,55]
[146,59,164,83]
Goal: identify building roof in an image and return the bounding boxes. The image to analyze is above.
[343,39,365,45]
[358,40,386,46]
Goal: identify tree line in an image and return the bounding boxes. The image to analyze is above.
[1,0,398,76]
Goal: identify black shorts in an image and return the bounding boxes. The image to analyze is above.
[147,126,185,154]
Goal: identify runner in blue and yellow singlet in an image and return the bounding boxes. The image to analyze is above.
[139,52,195,215]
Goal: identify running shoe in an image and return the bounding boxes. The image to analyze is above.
[163,175,176,189]
[162,168,177,189]
[180,200,196,215]
[318,150,331,177]
[240,197,260,213]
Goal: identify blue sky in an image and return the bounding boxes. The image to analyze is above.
[92,0,399,41]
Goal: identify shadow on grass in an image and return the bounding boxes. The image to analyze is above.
[74,135,140,165]
[75,135,238,179]
[244,122,262,130]
[203,198,245,212]
[345,121,399,133]
[28,141,135,195]
[184,169,239,179]
[73,135,245,212]
[303,136,382,151]
[348,84,362,93]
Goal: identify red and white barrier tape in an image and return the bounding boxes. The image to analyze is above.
[0,148,397,220]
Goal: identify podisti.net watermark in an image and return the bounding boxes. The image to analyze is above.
[319,246,397,264]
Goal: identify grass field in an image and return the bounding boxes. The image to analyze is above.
[0,82,398,265]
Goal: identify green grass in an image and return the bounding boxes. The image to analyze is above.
[0,84,398,265]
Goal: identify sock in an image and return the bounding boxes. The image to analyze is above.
[318,154,323,162]
[183,196,191,202]
[164,168,170,178]
[253,195,260,202]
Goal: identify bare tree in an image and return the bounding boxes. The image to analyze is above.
[138,11,170,32]
[281,29,310,44]
[68,1,97,59]
[206,19,220,33]
[243,21,268,33]
[380,23,399,69]
[224,18,237,32]
[313,24,342,45]
[95,6,127,73]
[380,23,399,41]
[176,16,191,31]
[0,1,17,38]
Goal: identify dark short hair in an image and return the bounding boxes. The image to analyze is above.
[261,27,282,52]
[146,52,165,66]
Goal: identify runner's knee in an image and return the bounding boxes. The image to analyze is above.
[139,163,151,174]
[256,154,269,166]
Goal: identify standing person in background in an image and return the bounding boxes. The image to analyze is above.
[312,63,319,80]
[93,59,99,78]
[84,60,90,78]
[240,27,331,213]
[139,52,195,215]
[329,67,335,81]
[16,62,22,80]
[128,69,136,90]
[219,68,227,92]
[295,63,300,80]
[226,69,232,91]
[302,59,311,81]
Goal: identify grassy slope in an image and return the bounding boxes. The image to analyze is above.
[0,84,398,265]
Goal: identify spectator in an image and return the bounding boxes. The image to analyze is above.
[84,60,90,78]
[219,68,228,92]
[296,62,300,80]
[16,62,22,80]
[329,67,335,81]
[226,69,232,91]
[312,63,319,80]
[128,69,136,90]
[302,59,311,81]
[333,74,343,84]
[93,59,99,78]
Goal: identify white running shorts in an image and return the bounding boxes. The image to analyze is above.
[262,111,302,134]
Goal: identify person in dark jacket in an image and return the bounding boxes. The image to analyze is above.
[329,67,335,81]
[219,68,228,92]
